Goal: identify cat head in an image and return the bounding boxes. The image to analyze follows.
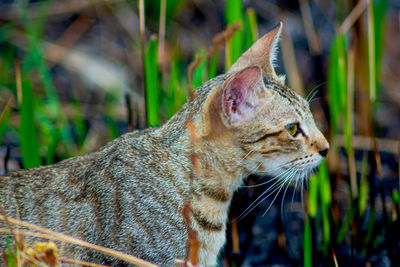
[202,22,329,179]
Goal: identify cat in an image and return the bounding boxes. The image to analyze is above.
[0,22,329,266]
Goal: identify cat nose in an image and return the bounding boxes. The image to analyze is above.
[319,148,329,157]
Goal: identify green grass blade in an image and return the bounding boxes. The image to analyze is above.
[208,50,218,80]
[193,50,207,89]
[328,34,347,135]
[244,8,258,49]
[166,54,180,119]
[105,116,120,141]
[372,0,388,106]
[18,0,59,115]
[303,216,312,267]
[337,205,355,244]
[393,190,400,208]
[144,36,160,126]
[0,39,14,87]
[318,162,331,254]
[225,0,243,67]
[20,81,41,168]
[18,0,75,156]
[45,128,61,165]
[359,153,369,216]
[70,94,87,149]
[105,92,121,141]
[308,174,319,218]
[0,97,12,145]
[0,111,10,145]
[363,207,377,253]
[5,232,16,267]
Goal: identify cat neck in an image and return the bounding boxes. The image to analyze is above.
[154,115,247,199]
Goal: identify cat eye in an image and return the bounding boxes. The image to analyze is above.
[285,123,301,137]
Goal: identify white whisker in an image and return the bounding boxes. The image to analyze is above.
[236,169,295,221]
[290,174,300,211]
[280,171,296,221]
[243,168,293,188]
[306,82,326,103]
[262,170,297,217]
[240,146,259,162]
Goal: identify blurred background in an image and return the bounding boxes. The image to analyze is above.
[0,0,399,266]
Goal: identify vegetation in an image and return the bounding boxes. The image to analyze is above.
[0,0,398,266]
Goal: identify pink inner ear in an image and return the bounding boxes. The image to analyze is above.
[224,67,261,122]
[226,85,245,115]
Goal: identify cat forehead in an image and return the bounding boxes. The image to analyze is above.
[262,77,311,119]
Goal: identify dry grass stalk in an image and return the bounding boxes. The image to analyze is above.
[2,233,55,267]
[336,135,400,155]
[60,257,109,267]
[347,42,358,199]
[0,96,13,125]
[339,0,368,34]
[14,58,22,106]
[206,21,242,63]
[373,140,383,179]
[212,21,241,50]
[332,248,339,267]
[279,20,304,95]
[138,0,147,127]
[366,0,376,101]
[0,216,159,267]
[299,0,322,55]
[158,0,167,69]
[0,228,106,267]
[231,217,239,254]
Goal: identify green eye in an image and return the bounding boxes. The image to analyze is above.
[286,123,299,137]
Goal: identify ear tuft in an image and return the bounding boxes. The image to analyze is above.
[278,74,286,85]
[222,66,263,125]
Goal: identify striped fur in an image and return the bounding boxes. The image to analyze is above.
[0,23,328,266]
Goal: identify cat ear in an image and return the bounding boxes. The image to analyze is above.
[222,66,266,125]
[228,22,283,78]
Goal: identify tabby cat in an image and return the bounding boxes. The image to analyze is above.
[0,23,329,266]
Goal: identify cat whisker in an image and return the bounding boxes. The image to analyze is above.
[306,89,318,103]
[305,82,326,103]
[243,168,293,188]
[234,161,281,199]
[237,180,286,221]
[235,169,296,221]
[237,169,298,221]
[280,171,296,221]
[261,170,298,217]
[308,97,321,104]
[246,160,265,174]
[290,174,300,212]
[300,176,304,211]
[239,146,260,162]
